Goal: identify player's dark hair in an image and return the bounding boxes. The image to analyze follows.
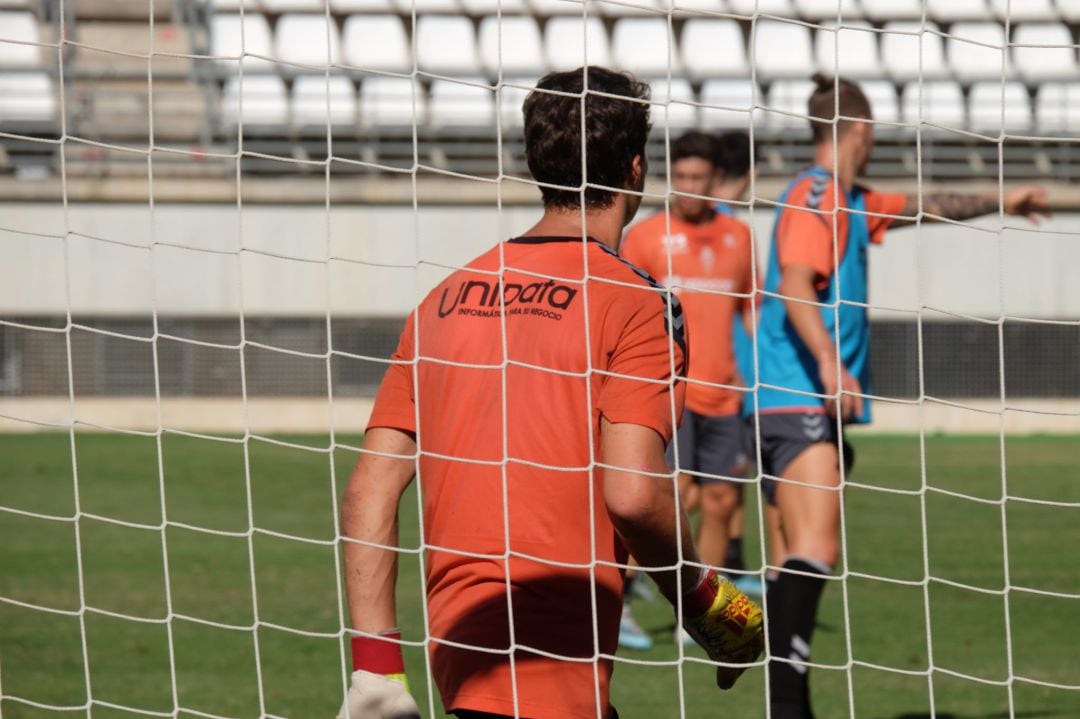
[671,131,718,168]
[523,66,651,210]
[713,130,755,179]
[807,73,872,143]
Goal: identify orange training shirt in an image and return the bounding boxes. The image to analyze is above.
[367,236,687,719]
[621,210,754,417]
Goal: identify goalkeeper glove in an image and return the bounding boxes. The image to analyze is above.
[337,630,420,719]
[681,569,765,690]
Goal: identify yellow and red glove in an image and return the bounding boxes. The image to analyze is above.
[682,569,765,690]
[336,630,420,719]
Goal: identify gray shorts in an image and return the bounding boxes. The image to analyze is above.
[666,411,749,484]
[757,412,855,505]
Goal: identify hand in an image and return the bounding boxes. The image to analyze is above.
[817,354,863,421]
[337,670,420,719]
[1003,186,1051,224]
[338,631,420,719]
[682,570,765,690]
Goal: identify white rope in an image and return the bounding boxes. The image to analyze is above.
[4,5,1080,719]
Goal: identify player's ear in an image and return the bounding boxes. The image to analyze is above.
[629,154,646,191]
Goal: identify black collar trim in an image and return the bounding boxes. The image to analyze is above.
[507,235,600,245]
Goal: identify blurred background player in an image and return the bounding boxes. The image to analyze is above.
[339,67,763,719]
[620,131,758,648]
[758,73,1049,719]
[709,130,786,595]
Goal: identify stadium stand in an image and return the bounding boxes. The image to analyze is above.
[4,0,1080,180]
[497,78,534,127]
[861,79,900,125]
[0,10,42,68]
[478,15,545,76]
[428,78,495,129]
[221,74,289,129]
[0,72,55,123]
[862,0,924,21]
[359,74,426,127]
[275,13,341,69]
[990,0,1058,21]
[728,0,795,15]
[210,13,275,70]
[544,16,612,70]
[815,20,881,78]
[765,78,816,129]
[341,14,410,73]
[793,0,863,19]
[292,74,357,129]
[1013,23,1078,81]
[416,15,482,75]
[1036,80,1080,132]
[612,18,682,77]
[881,21,950,81]
[947,22,1011,82]
[681,19,747,79]
[926,0,988,22]
[901,79,967,130]
[1058,0,1080,22]
[649,77,697,129]
[699,78,757,129]
[968,80,1033,133]
[752,19,815,79]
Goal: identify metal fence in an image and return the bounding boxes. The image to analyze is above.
[2,317,1077,400]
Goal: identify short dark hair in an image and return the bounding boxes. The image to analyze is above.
[523,66,651,210]
[671,131,718,168]
[713,131,755,179]
[807,73,872,143]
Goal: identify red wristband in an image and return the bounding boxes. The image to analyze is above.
[351,630,405,675]
[683,569,720,618]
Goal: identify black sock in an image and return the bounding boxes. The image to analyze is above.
[724,536,745,573]
[767,557,830,719]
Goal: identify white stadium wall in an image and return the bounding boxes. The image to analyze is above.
[2,202,1080,320]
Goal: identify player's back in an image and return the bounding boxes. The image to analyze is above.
[394,235,685,718]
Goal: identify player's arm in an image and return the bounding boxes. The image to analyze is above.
[893,186,1050,227]
[601,418,764,688]
[338,426,420,719]
[778,263,863,420]
[601,418,698,601]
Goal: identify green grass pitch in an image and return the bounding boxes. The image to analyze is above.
[1,432,1079,718]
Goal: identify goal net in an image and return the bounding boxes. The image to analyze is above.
[0,0,1078,717]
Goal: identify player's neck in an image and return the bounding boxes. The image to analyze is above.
[813,143,856,191]
[523,205,625,252]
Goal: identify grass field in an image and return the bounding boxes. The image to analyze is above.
[1,432,1079,718]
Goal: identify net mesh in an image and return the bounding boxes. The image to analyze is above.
[1,1,1079,717]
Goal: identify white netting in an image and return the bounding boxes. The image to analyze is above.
[1,1,1079,717]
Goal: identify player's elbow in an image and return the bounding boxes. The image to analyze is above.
[603,469,674,531]
[778,264,818,302]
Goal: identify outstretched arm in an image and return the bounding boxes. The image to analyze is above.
[893,186,1050,227]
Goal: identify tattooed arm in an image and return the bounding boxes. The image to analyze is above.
[892,186,1050,227]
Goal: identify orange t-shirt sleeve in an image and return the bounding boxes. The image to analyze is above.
[367,312,418,433]
[864,190,908,244]
[776,178,842,282]
[596,294,686,444]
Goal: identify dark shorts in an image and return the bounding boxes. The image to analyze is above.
[757,412,855,505]
[665,410,749,484]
